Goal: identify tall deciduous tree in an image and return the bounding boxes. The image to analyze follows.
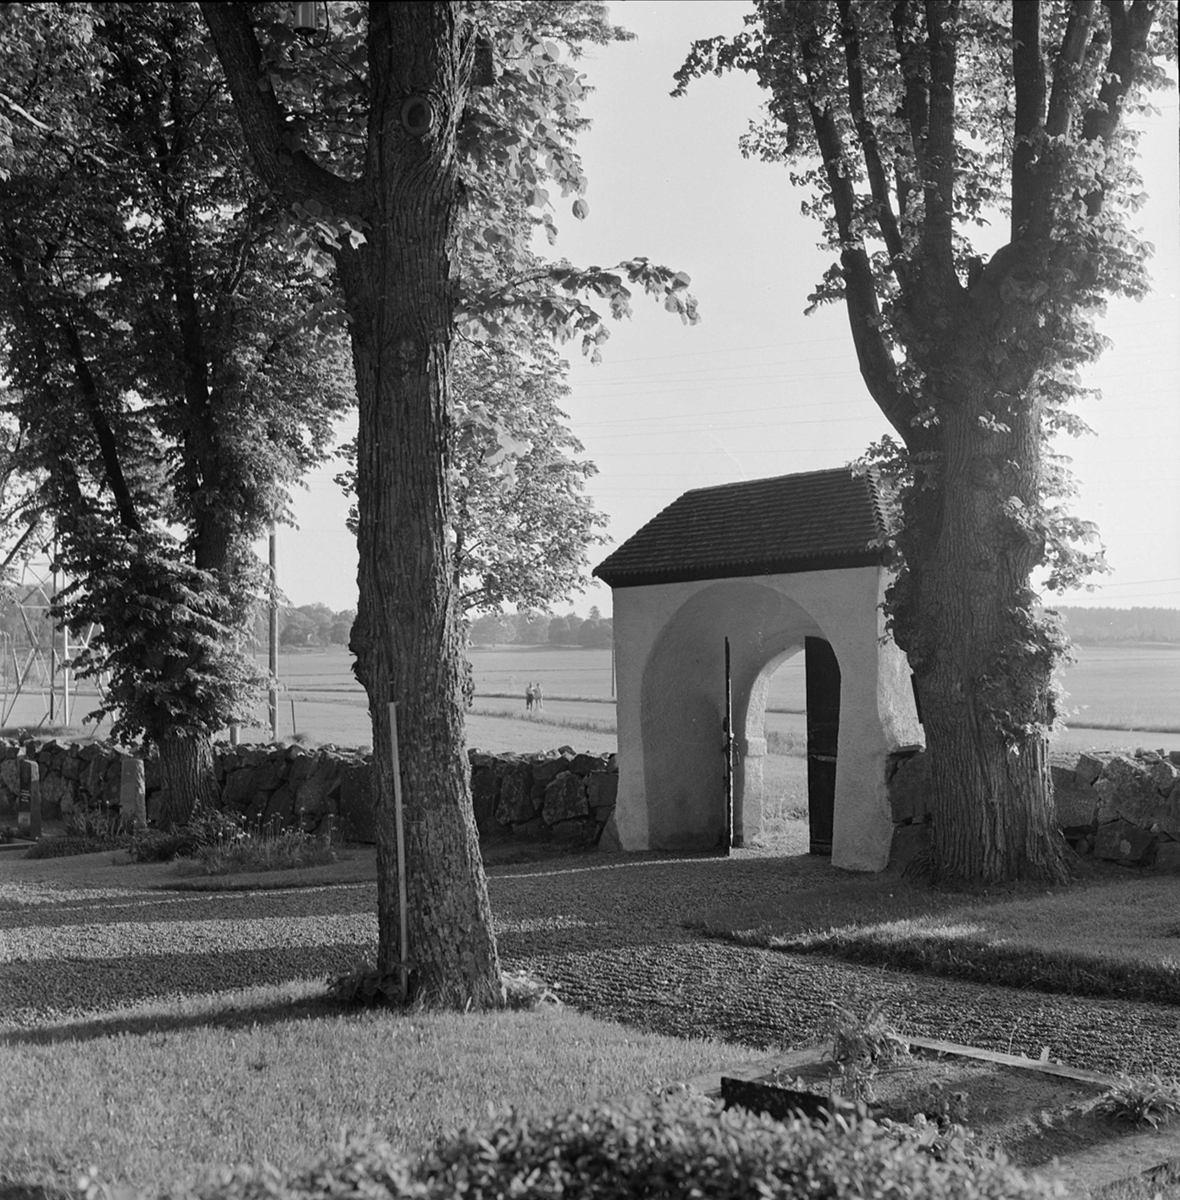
[678,0,1175,884]
[0,3,351,823]
[202,1,696,1005]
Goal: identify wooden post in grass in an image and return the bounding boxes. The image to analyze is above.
[387,699,409,998]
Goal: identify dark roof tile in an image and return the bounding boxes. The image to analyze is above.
[593,467,886,588]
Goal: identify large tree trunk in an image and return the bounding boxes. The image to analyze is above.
[342,4,501,1008]
[155,730,219,829]
[890,280,1072,885]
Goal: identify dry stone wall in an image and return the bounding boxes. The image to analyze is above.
[888,746,1180,873]
[0,738,618,849]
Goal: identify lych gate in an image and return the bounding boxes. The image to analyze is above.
[593,467,923,872]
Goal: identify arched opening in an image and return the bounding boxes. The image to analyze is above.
[738,637,840,854]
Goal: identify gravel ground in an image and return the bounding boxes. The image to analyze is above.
[2,847,1177,1080]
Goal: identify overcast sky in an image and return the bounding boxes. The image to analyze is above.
[275,0,1180,616]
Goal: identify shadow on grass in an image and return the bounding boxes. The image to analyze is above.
[0,981,346,1049]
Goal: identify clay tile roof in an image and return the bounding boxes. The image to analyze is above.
[593,467,887,588]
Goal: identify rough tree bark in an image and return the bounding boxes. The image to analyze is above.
[202,0,502,1005]
[793,0,1161,884]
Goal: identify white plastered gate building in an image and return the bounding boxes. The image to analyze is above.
[593,468,923,872]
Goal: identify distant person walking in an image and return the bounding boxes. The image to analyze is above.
[525,683,535,712]
[533,682,544,712]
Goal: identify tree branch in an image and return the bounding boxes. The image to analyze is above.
[920,1,958,277]
[799,25,913,442]
[838,0,908,278]
[197,3,361,214]
[1011,0,1047,238]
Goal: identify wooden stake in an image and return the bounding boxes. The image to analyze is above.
[387,700,409,998]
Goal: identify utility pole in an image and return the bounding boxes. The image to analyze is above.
[268,526,278,740]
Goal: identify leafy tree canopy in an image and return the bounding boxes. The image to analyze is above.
[677,0,1175,885]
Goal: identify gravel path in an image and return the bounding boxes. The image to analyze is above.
[2,848,1177,1080]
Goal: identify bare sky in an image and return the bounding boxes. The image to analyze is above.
[276,1,1180,616]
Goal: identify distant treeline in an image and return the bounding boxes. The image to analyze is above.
[1052,606,1180,644]
[467,608,612,649]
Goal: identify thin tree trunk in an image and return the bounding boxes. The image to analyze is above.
[155,730,219,829]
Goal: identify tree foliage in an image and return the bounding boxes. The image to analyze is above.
[0,2,352,822]
[677,0,1175,884]
[337,335,608,615]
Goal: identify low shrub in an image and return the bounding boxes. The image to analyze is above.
[174,1094,1053,1200]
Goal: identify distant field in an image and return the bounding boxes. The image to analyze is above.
[1,642,1176,757]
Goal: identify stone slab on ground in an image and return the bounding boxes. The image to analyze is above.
[678,1035,1180,1200]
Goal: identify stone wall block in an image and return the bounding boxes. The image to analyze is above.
[1150,760,1179,795]
[1051,766,1098,830]
[1115,774,1180,837]
[0,758,20,797]
[542,772,588,825]
[888,751,931,824]
[1093,819,1157,866]
[496,766,535,825]
[1074,753,1105,787]
[532,753,574,787]
[1093,778,1120,824]
[1153,840,1180,874]
[551,817,596,844]
[294,758,339,815]
[570,752,609,776]
[337,762,375,843]
[222,767,260,810]
[287,754,314,793]
[586,771,619,811]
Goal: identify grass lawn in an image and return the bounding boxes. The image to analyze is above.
[695,863,1180,1005]
[0,982,733,1199]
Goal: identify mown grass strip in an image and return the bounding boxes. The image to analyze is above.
[696,872,1180,1005]
[0,981,732,1200]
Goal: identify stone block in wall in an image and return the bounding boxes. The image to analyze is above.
[222,767,260,809]
[1051,766,1098,831]
[1153,840,1180,874]
[1107,767,1180,837]
[1151,759,1180,795]
[39,772,74,821]
[287,753,314,793]
[532,753,574,787]
[888,751,931,824]
[266,784,296,828]
[586,771,618,812]
[551,817,596,845]
[511,815,551,842]
[0,758,19,799]
[1075,753,1105,788]
[888,821,931,873]
[496,764,535,825]
[337,762,375,843]
[570,752,610,776]
[1093,819,1157,866]
[542,772,588,825]
[294,758,339,816]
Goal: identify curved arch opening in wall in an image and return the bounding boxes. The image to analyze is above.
[638,580,835,851]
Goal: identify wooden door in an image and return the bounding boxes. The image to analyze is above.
[805,637,840,856]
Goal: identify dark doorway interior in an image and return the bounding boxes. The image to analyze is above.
[805,636,841,855]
